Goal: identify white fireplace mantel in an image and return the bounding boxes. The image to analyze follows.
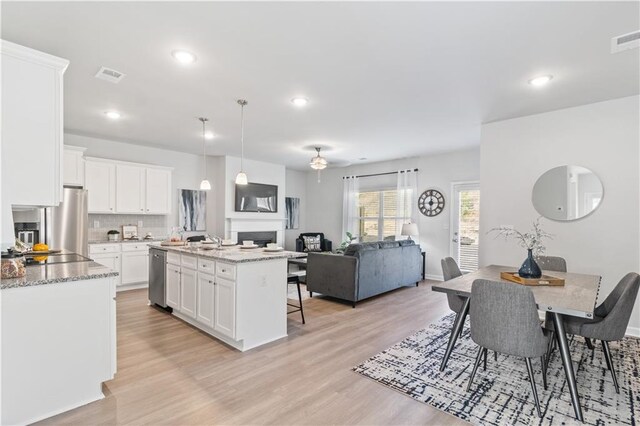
[227,217,285,246]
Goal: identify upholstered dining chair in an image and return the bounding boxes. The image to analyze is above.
[441,257,464,313]
[545,272,640,393]
[535,255,567,273]
[467,279,549,418]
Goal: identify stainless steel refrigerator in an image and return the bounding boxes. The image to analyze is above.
[42,187,89,257]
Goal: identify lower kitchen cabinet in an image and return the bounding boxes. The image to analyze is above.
[214,276,236,338]
[166,263,181,309]
[121,251,148,285]
[196,273,215,328]
[180,267,197,319]
[91,252,121,286]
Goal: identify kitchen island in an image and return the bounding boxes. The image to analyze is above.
[1,261,118,425]
[149,243,305,351]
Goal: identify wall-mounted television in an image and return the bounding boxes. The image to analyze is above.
[235,182,278,213]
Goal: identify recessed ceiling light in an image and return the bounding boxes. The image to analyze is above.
[171,50,197,64]
[204,131,214,140]
[104,111,121,120]
[291,97,309,107]
[528,75,553,87]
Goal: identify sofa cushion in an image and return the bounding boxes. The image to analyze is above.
[343,242,379,257]
[378,241,400,249]
[303,235,322,252]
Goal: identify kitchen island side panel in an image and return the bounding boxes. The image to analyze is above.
[235,258,288,350]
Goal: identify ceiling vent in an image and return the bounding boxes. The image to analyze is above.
[611,30,640,54]
[94,66,126,83]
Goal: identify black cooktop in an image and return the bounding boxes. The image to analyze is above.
[25,253,92,267]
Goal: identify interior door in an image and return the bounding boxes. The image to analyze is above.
[450,182,480,273]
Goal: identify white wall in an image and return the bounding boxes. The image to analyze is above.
[64,133,218,236]
[479,96,640,335]
[305,148,480,280]
[284,169,307,251]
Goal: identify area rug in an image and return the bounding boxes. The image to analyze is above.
[353,314,639,425]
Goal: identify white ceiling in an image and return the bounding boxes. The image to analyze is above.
[2,2,638,170]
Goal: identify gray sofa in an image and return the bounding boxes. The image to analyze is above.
[306,240,422,307]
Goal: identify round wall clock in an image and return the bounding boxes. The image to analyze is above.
[419,189,445,217]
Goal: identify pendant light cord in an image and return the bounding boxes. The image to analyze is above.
[202,119,207,178]
[240,102,245,171]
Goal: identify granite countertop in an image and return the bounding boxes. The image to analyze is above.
[1,261,119,290]
[149,243,307,264]
[89,238,166,244]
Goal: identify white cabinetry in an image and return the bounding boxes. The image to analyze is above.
[161,251,287,351]
[116,164,146,214]
[214,275,236,338]
[196,273,215,328]
[85,160,116,213]
[121,244,149,285]
[63,146,86,187]
[90,243,150,289]
[145,168,172,214]
[1,40,69,207]
[166,263,181,309]
[180,267,197,319]
[85,158,172,215]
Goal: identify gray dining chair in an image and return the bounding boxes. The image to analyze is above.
[544,272,640,393]
[468,279,549,418]
[535,255,567,273]
[441,257,464,313]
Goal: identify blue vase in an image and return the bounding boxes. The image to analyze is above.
[519,249,542,278]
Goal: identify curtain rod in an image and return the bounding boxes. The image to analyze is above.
[342,168,418,179]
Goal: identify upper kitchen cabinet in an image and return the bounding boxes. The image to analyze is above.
[85,157,172,215]
[115,164,146,214]
[145,168,172,214]
[85,160,116,213]
[63,146,87,187]
[1,40,69,207]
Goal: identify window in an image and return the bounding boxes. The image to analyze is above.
[357,189,411,242]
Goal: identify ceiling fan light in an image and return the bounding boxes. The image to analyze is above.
[235,171,248,185]
[199,179,211,191]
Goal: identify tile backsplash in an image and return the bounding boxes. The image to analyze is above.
[88,214,168,241]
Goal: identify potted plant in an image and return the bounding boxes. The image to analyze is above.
[489,218,552,278]
[107,230,120,242]
[335,232,358,254]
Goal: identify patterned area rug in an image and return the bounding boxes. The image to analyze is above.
[353,314,639,425]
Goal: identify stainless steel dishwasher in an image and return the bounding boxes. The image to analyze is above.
[149,248,170,310]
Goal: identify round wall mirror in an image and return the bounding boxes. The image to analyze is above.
[532,165,603,221]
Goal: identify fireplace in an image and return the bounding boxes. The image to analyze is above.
[237,231,277,247]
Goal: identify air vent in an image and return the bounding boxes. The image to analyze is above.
[611,30,640,53]
[94,66,126,83]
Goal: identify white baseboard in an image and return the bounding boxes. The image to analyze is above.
[425,273,443,282]
[626,326,639,337]
[116,282,148,292]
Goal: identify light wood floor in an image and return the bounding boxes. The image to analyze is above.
[39,281,467,425]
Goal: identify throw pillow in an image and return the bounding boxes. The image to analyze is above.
[303,235,322,252]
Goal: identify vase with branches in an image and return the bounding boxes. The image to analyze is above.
[488,218,552,278]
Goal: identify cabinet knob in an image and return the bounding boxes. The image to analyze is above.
[209,280,213,284]
[140,208,143,211]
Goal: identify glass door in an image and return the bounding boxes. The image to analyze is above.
[450,182,480,272]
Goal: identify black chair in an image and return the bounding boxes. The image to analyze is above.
[295,233,332,252]
[287,273,306,324]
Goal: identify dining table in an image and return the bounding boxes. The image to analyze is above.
[432,265,601,422]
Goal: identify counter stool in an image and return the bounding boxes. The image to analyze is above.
[287,272,306,324]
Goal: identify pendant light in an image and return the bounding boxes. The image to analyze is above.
[310,147,328,183]
[235,99,249,185]
[198,117,211,190]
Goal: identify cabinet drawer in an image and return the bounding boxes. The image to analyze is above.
[90,244,120,254]
[167,252,180,266]
[121,243,149,252]
[216,262,236,280]
[198,258,215,273]
[181,255,198,270]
